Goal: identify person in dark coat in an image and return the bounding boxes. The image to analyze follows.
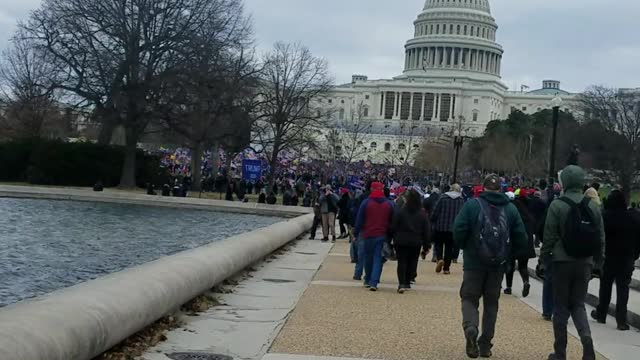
[504,190,537,297]
[226,181,235,201]
[290,193,299,206]
[258,192,266,204]
[591,190,640,331]
[282,186,292,206]
[431,184,464,274]
[390,189,431,293]
[266,192,277,205]
[309,194,322,240]
[528,190,548,247]
[337,188,351,239]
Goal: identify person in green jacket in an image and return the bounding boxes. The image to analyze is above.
[453,174,527,359]
[541,165,605,360]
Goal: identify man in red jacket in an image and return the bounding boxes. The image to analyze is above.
[354,182,395,291]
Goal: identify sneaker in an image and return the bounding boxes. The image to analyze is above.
[331,236,336,243]
[369,287,378,292]
[465,327,479,359]
[617,323,630,331]
[321,238,329,242]
[309,236,315,240]
[504,287,512,295]
[397,288,405,294]
[353,276,362,281]
[436,260,444,273]
[443,270,451,275]
[542,314,552,321]
[590,310,606,324]
[522,282,531,298]
[364,283,371,288]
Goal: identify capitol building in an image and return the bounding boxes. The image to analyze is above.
[321,0,576,165]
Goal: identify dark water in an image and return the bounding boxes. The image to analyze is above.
[0,198,282,306]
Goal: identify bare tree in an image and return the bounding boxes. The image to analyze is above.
[0,32,60,139]
[22,0,240,187]
[580,85,640,197]
[159,0,256,190]
[253,42,333,189]
[340,102,373,170]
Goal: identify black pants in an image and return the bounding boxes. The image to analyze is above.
[339,218,347,235]
[434,231,454,271]
[460,270,504,347]
[310,215,321,239]
[596,258,635,325]
[505,258,530,288]
[396,245,420,288]
[552,262,595,360]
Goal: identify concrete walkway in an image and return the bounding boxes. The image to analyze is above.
[267,242,608,360]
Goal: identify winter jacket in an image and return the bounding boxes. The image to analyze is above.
[602,207,640,262]
[319,192,339,214]
[540,165,605,265]
[354,195,394,240]
[338,194,351,222]
[431,191,465,233]
[423,193,440,214]
[513,197,537,259]
[391,207,431,249]
[453,191,528,271]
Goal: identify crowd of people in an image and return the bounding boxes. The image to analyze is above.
[300,165,639,360]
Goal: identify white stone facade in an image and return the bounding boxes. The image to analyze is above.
[321,0,578,164]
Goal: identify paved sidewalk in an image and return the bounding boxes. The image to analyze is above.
[267,242,605,360]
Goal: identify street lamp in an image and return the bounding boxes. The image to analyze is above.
[548,96,563,183]
[452,123,467,184]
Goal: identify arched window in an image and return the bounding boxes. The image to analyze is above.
[384,143,391,152]
[339,108,345,120]
[457,25,461,34]
[370,142,377,149]
[363,106,369,117]
[398,144,407,151]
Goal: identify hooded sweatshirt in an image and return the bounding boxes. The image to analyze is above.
[540,165,605,265]
[431,191,465,232]
[354,183,394,239]
[453,191,527,271]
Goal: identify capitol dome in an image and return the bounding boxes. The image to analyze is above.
[403,0,503,79]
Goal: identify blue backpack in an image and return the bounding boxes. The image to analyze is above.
[475,198,511,266]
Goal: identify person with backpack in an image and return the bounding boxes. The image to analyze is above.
[591,190,640,331]
[541,165,605,360]
[453,174,527,359]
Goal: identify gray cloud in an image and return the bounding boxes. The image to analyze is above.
[1,0,636,93]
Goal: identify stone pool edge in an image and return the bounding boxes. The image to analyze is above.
[0,212,314,360]
[0,185,311,218]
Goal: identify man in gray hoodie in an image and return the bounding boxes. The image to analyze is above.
[541,165,605,360]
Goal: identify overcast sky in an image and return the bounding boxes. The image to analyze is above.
[2,0,638,92]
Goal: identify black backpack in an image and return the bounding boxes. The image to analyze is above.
[558,197,600,258]
[475,199,511,266]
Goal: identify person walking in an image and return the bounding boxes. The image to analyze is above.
[390,189,431,293]
[504,190,537,297]
[354,182,395,291]
[541,165,605,360]
[431,184,465,274]
[591,190,640,331]
[319,185,340,242]
[309,194,322,240]
[453,174,527,359]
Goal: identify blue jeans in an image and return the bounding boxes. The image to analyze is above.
[350,238,358,263]
[543,256,554,317]
[363,236,386,288]
[353,237,366,279]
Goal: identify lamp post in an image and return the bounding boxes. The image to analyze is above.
[548,96,563,183]
[452,118,467,184]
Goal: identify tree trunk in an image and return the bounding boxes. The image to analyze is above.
[191,142,203,192]
[267,150,279,194]
[119,127,137,188]
[97,114,118,145]
[211,142,221,175]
